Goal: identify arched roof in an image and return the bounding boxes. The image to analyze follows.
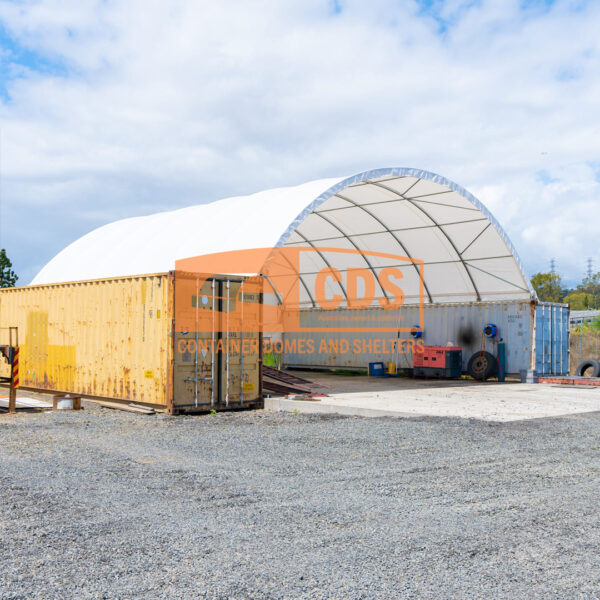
[31,167,534,304]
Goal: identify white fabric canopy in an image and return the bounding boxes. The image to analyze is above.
[31,167,534,304]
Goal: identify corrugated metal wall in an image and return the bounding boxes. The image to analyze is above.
[282,300,535,375]
[0,274,172,405]
[535,302,569,375]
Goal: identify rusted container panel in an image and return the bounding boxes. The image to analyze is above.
[0,271,263,412]
[0,274,172,406]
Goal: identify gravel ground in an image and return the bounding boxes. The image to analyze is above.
[1,403,600,599]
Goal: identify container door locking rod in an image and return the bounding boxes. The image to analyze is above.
[211,278,216,408]
[240,287,244,406]
[225,280,230,407]
[194,277,199,408]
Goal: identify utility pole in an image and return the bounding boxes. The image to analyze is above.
[586,258,596,309]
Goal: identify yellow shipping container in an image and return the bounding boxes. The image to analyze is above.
[0,272,262,413]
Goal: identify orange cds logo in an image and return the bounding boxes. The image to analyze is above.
[174,246,424,335]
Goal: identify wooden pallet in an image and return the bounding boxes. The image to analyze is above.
[539,376,600,386]
[99,401,156,415]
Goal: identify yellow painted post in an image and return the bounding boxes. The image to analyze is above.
[8,336,19,414]
[8,361,16,413]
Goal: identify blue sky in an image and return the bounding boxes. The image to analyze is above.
[0,16,73,103]
[0,0,599,286]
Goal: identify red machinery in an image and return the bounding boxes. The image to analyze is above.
[413,346,462,378]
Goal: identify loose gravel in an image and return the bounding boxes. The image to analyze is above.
[1,403,600,599]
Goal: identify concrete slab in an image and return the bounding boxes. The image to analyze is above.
[264,372,600,422]
[0,396,53,410]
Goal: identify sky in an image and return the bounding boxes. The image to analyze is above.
[0,0,598,287]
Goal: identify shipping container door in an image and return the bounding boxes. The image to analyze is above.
[554,304,569,375]
[219,279,262,407]
[535,303,569,375]
[173,274,218,410]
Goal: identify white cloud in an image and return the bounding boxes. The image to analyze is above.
[0,0,599,285]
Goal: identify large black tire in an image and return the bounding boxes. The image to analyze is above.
[575,359,600,378]
[467,351,498,381]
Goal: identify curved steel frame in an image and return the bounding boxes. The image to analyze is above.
[274,167,535,303]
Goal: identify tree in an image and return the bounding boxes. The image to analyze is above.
[576,272,600,309]
[563,291,594,310]
[0,249,18,288]
[530,272,563,302]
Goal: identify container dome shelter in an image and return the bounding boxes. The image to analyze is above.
[31,167,568,379]
[34,167,532,305]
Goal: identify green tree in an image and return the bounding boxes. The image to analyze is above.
[530,272,563,302]
[563,291,594,310]
[577,272,600,309]
[0,249,18,287]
